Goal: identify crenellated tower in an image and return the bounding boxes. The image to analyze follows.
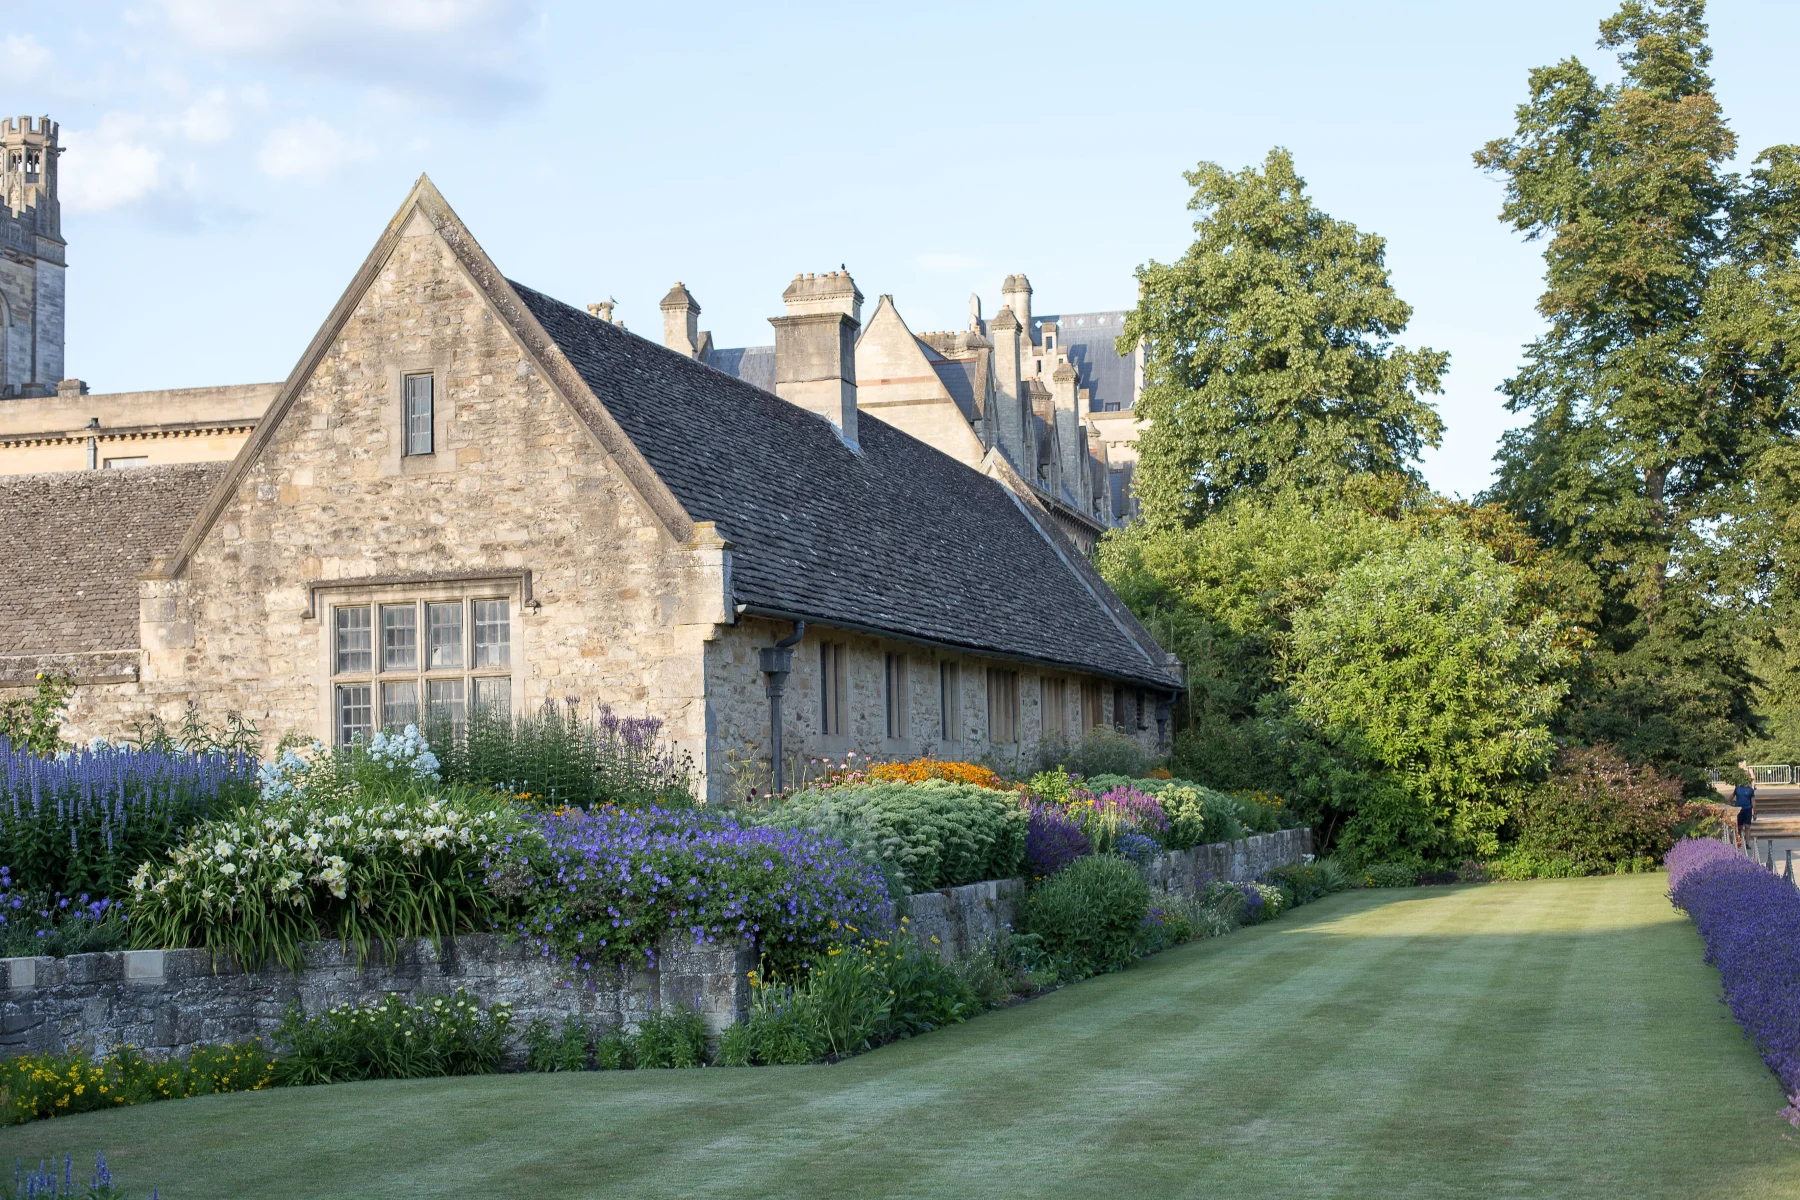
[0,115,66,398]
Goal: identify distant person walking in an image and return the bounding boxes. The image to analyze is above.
[1734,780,1757,833]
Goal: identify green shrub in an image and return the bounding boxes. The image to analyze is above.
[0,1042,274,1126]
[1024,854,1151,977]
[271,989,510,1086]
[718,981,828,1066]
[1266,859,1351,906]
[765,782,1026,893]
[628,1007,710,1068]
[1030,728,1154,780]
[428,701,697,809]
[1506,744,1698,873]
[524,1017,592,1072]
[1363,861,1419,888]
[128,735,525,972]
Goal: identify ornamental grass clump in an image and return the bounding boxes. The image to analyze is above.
[1666,837,1800,1115]
[128,731,524,971]
[493,806,890,977]
[271,989,510,1086]
[758,782,1025,893]
[0,739,256,897]
[0,1042,273,1127]
[429,701,697,810]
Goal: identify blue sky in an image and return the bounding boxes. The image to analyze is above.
[7,0,1799,496]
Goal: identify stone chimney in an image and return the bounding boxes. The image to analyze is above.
[660,282,702,357]
[1052,361,1084,507]
[1001,273,1033,343]
[770,270,863,445]
[990,306,1023,454]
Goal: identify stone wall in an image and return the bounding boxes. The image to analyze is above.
[896,829,1312,962]
[901,878,1022,959]
[0,933,751,1063]
[67,213,727,792]
[706,616,1163,803]
[1145,828,1314,896]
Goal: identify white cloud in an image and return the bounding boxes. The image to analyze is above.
[179,89,235,144]
[155,0,544,111]
[257,117,376,181]
[0,34,52,86]
[60,114,167,214]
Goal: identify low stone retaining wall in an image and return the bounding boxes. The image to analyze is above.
[1147,828,1314,896]
[902,828,1314,959]
[0,829,1314,1060]
[902,878,1022,958]
[0,934,751,1062]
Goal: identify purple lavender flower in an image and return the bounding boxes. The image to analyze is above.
[1025,804,1091,878]
[1667,837,1800,1118]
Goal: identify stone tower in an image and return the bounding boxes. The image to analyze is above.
[0,115,65,399]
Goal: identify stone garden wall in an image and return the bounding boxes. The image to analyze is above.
[1146,828,1315,896]
[902,828,1316,960]
[0,828,1313,1060]
[0,933,752,1063]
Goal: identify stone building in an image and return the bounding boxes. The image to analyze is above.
[695,272,1146,546]
[1,116,64,400]
[0,178,1181,799]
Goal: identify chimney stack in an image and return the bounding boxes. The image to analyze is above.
[659,282,702,357]
[770,270,863,446]
[990,306,1023,454]
[1001,273,1033,342]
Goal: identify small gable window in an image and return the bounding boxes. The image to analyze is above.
[403,372,434,456]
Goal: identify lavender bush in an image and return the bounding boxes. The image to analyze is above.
[0,739,255,895]
[1024,805,1091,878]
[1666,836,1800,1114]
[490,806,890,976]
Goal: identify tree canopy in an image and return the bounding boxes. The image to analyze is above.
[1119,149,1448,526]
[1475,0,1800,782]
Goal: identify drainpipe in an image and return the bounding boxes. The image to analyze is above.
[85,417,99,470]
[759,620,806,794]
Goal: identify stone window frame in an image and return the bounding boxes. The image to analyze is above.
[315,576,526,745]
[1080,680,1104,734]
[939,659,962,748]
[818,640,848,739]
[883,652,910,743]
[1042,676,1069,740]
[986,667,1020,746]
[384,356,452,477]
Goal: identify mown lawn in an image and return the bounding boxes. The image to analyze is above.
[4,874,1794,1199]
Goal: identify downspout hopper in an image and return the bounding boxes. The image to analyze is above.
[759,620,806,794]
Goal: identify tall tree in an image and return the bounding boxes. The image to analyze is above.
[1476,0,1800,784]
[1120,150,1447,527]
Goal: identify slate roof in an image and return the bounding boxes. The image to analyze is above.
[1038,310,1136,413]
[512,283,1178,690]
[0,464,226,680]
[704,345,775,393]
[930,358,979,422]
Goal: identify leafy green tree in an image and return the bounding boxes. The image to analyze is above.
[1475,0,1800,784]
[1290,539,1576,859]
[1119,149,1448,526]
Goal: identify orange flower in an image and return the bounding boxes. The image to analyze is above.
[866,758,1004,789]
